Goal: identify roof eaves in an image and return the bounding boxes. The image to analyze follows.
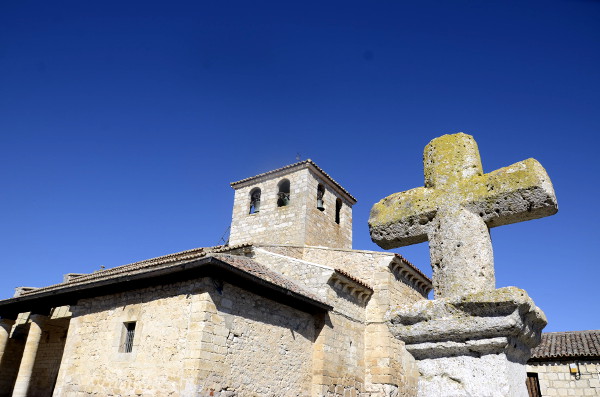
[230,159,357,204]
[333,268,373,291]
[530,330,600,360]
[19,247,209,297]
[0,255,332,318]
[393,253,431,283]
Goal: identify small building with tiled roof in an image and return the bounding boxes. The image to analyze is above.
[0,160,432,397]
[526,330,600,397]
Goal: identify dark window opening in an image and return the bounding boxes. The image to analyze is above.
[335,198,342,224]
[277,179,290,207]
[249,188,261,214]
[525,373,541,397]
[317,184,325,211]
[121,322,136,353]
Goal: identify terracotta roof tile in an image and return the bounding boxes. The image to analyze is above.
[394,253,432,283]
[212,254,326,305]
[19,244,253,297]
[333,268,373,291]
[230,159,357,203]
[7,244,328,312]
[530,330,600,360]
[20,247,208,296]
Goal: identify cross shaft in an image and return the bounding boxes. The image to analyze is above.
[369,133,558,298]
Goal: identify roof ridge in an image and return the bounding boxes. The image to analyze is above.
[531,329,600,359]
[230,159,357,203]
[21,248,209,296]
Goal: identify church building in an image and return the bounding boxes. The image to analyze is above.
[0,160,432,397]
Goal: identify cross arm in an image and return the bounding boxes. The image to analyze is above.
[369,187,438,249]
[462,158,558,228]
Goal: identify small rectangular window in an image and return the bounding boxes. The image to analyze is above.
[121,322,136,353]
[525,372,541,397]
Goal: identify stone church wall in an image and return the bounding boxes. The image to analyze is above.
[303,170,353,249]
[229,167,353,249]
[251,247,334,298]
[52,277,316,397]
[28,315,70,396]
[201,281,315,396]
[229,168,310,247]
[0,320,26,396]
[253,245,424,396]
[312,312,365,396]
[300,247,426,304]
[0,308,70,397]
[301,247,424,396]
[527,360,600,396]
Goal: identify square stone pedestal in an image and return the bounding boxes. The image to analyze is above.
[389,287,547,397]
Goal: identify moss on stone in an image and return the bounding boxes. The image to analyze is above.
[369,156,552,229]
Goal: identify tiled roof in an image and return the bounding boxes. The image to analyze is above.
[333,268,373,291]
[230,159,357,203]
[530,330,600,360]
[19,247,208,296]
[0,244,329,307]
[18,244,252,297]
[394,253,432,283]
[212,254,326,304]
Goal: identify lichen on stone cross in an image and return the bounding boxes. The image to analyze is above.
[369,133,558,299]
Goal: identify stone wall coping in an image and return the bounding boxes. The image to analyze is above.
[13,287,38,298]
[253,248,334,271]
[257,243,395,256]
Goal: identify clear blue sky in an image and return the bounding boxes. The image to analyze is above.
[1,0,598,332]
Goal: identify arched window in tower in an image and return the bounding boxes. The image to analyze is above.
[249,188,261,214]
[317,184,325,211]
[335,198,342,224]
[277,179,290,207]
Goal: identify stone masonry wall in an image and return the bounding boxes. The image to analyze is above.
[0,318,26,397]
[229,168,310,247]
[249,247,369,396]
[255,245,424,396]
[229,168,353,249]
[527,360,600,396]
[52,277,315,397]
[252,248,334,298]
[304,170,353,249]
[300,247,424,396]
[200,281,315,396]
[29,311,70,396]
[0,307,70,397]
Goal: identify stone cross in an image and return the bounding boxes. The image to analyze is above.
[369,133,558,298]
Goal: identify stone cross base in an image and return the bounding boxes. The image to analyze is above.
[388,287,547,397]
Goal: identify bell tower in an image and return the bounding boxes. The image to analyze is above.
[228,160,356,249]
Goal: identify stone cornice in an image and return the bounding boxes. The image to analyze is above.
[390,255,432,297]
[328,270,373,304]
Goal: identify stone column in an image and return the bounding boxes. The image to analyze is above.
[12,314,46,397]
[0,318,15,365]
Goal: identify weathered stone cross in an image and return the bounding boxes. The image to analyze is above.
[369,133,558,298]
